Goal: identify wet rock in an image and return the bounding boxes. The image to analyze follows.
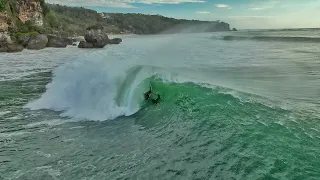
[63,37,74,45]
[26,34,48,50]
[20,36,31,47]
[84,28,109,48]
[47,35,67,48]
[6,44,24,53]
[109,38,122,44]
[0,43,23,53]
[78,41,94,48]
[0,32,23,53]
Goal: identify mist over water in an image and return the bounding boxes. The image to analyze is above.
[1,30,320,180]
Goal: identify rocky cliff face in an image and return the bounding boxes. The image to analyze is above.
[0,12,10,32]
[17,0,43,26]
[0,0,43,32]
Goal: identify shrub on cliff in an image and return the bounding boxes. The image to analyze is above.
[13,20,46,34]
[11,31,38,45]
[45,10,60,28]
[15,32,38,41]
[0,0,5,12]
[39,0,50,15]
[86,24,104,31]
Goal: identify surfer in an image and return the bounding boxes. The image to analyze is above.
[143,82,161,105]
[144,90,152,100]
[144,90,161,104]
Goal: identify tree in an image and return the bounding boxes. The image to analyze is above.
[86,24,104,30]
[45,11,60,28]
[0,0,5,12]
[39,0,50,15]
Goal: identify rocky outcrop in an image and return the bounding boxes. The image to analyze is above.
[47,35,67,48]
[79,27,122,48]
[78,41,94,48]
[0,0,44,35]
[109,38,122,44]
[0,43,24,53]
[84,28,110,48]
[0,13,11,32]
[20,36,31,47]
[18,0,44,26]
[0,32,12,44]
[26,34,48,50]
[73,36,85,42]
[0,33,23,52]
[232,28,238,31]
[63,37,74,45]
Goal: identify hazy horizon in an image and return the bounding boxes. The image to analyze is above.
[46,0,320,29]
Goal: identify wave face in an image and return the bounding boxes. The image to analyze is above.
[24,55,289,124]
[222,35,320,43]
[24,55,263,121]
[25,31,320,121]
[25,59,160,120]
[5,32,320,179]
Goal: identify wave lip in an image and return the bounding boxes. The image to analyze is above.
[24,56,167,121]
[222,35,320,43]
[25,58,131,121]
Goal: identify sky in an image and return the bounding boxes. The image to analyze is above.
[46,0,320,29]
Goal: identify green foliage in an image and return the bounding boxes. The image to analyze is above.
[46,4,231,35]
[15,31,38,41]
[3,1,231,37]
[12,20,47,36]
[0,0,5,12]
[39,0,50,15]
[10,31,38,44]
[45,10,60,28]
[14,20,37,33]
[86,24,104,30]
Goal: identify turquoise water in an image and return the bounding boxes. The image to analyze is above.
[1,30,320,179]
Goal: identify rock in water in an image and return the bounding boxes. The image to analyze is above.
[6,44,24,53]
[79,25,121,48]
[47,35,67,48]
[78,41,94,48]
[109,38,122,44]
[92,42,108,48]
[63,37,74,45]
[0,43,23,53]
[73,36,85,42]
[0,32,23,53]
[26,34,48,50]
[84,29,109,48]
[0,33,12,44]
[20,36,31,47]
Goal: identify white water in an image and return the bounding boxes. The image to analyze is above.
[23,34,215,120]
[2,31,320,180]
[26,57,132,120]
[22,32,320,121]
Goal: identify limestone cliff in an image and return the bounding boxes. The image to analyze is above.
[0,0,43,32]
[17,0,43,26]
[0,12,10,32]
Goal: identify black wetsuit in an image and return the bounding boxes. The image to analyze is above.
[144,91,152,100]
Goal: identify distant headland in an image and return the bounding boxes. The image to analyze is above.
[0,0,234,53]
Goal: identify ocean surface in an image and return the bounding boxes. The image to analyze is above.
[1,30,320,180]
